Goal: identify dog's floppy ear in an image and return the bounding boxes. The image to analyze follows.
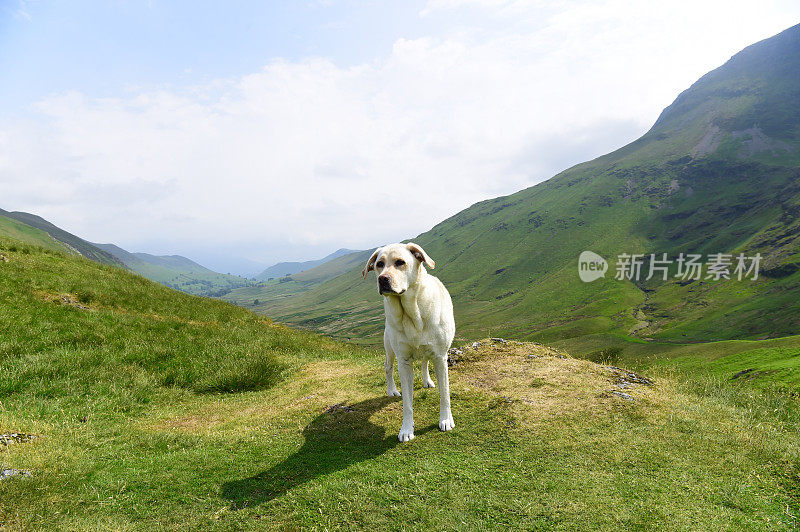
[362,248,381,279]
[406,242,435,269]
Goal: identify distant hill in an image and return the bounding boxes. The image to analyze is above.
[224,249,371,317]
[254,248,357,280]
[95,243,251,297]
[0,208,251,297]
[231,24,800,350]
[0,208,124,267]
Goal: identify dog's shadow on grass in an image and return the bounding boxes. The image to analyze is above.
[221,395,434,509]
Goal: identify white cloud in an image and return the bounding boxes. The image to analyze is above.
[1,0,798,265]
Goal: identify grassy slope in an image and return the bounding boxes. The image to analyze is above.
[0,238,797,530]
[95,243,251,297]
[551,332,800,392]
[0,215,72,254]
[225,25,800,361]
[0,208,123,267]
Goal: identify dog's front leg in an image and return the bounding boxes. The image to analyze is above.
[384,344,401,397]
[396,355,415,441]
[432,355,455,431]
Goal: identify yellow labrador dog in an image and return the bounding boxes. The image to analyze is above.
[362,242,455,442]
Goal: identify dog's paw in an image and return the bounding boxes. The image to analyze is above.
[438,416,455,432]
[387,387,401,397]
[398,425,415,442]
[422,378,435,389]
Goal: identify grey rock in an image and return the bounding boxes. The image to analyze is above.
[0,467,31,480]
[0,433,37,446]
[604,366,654,386]
[612,391,634,401]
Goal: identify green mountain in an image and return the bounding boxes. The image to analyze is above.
[0,208,124,267]
[225,249,372,321]
[254,248,358,281]
[0,208,251,297]
[95,243,251,297]
[228,24,800,351]
[0,214,73,254]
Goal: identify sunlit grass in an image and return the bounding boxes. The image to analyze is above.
[0,239,798,529]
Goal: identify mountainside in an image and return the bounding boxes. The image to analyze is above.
[95,243,252,297]
[0,208,251,298]
[254,248,357,281]
[225,249,372,324]
[0,214,73,254]
[232,24,800,350]
[1,232,798,528]
[0,208,124,267]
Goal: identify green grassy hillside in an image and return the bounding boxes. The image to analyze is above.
[547,331,800,394]
[0,214,72,254]
[227,24,800,357]
[0,208,123,267]
[254,248,358,281]
[1,235,798,529]
[0,209,251,297]
[225,250,372,322]
[96,243,251,297]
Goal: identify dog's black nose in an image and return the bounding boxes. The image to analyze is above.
[378,275,391,291]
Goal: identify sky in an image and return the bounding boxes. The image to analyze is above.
[1,1,799,275]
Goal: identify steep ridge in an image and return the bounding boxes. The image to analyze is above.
[0,208,123,267]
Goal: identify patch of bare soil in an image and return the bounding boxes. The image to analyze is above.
[449,338,655,423]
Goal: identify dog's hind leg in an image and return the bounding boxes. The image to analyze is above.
[432,355,455,431]
[384,333,401,397]
[422,358,435,388]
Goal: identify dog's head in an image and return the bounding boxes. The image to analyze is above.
[362,242,435,296]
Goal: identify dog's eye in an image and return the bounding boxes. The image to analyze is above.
[395,259,405,267]
[376,261,384,269]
